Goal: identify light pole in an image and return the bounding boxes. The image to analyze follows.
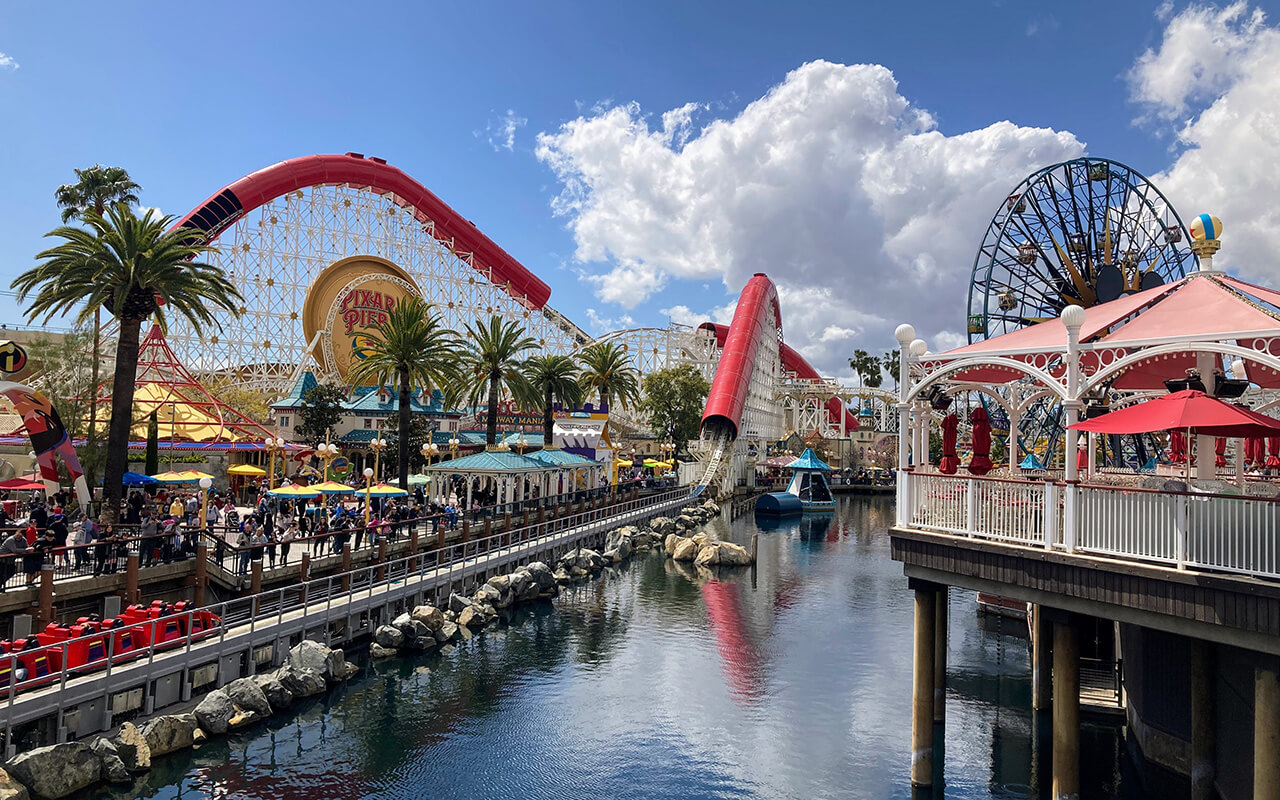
[368,434,388,484]
[421,441,439,466]
[363,466,375,526]
[264,437,286,490]
[319,430,340,481]
[198,476,212,532]
[448,436,460,461]
[661,439,676,483]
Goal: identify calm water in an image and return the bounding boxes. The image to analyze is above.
[100,496,1141,799]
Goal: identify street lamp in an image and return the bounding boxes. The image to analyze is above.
[448,436,460,461]
[363,466,375,526]
[421,441,439,466]
[319,430,340,481]
[368,434,388,483]
[198,476,213,532]
[263,437,286,490]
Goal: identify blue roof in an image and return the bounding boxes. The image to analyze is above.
[526,448,595,467]
[272,371,320,410]
[345,386,451,415]
[340,429,383,444]
[502,432,545,446]
[1020,454,1046,470]
[432,431,488,446]
[423,450,551,472]
[789,448,833,471]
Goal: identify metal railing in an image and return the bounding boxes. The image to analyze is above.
[899,470,1280,580]
[0,487,689,720]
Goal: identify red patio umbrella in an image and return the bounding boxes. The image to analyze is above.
[0,478,46,491]
[1215,437,1227,468]
[1076,442,1088,471]
[1269,437,1280,469]
[939,414,959,474]
[1069,391,1280,438]
[1246,436,1264,466]
[1169,430,1186,464]
[967,407,993,476]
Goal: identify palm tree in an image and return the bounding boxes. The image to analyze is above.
[348,297,460,489]
[456,316,538,446]
[13,205,241,523]
[524,355,585,446]
[577,341,641,411]
[53,165,143,484]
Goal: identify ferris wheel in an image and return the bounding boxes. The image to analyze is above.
[968,157,1195,343]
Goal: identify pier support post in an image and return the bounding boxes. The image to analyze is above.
[1256,659,1280,800]
[376,539,387,583]
[1052,618,1080,800]
[194,542,208,606]
[37,564,54,628]
[934,587,947,724]
[340,545,352,592]
[409,528,419,571]
[125,545,140,606]
[1191,639,1216,800]
[298,552,310,604]
[1032,604,1052,712]
[909,579,937,787]
[250,559,263,616]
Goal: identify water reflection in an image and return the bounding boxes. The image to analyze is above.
[97,496,1139,800]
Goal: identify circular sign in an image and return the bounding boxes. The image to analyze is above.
[301,256,421,381]
[0,341,29,374]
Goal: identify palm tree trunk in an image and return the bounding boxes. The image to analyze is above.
[101,317,143,524]
[486,371,500,445]
[398,367,411,490]
[601,388,611,413]
[544,385,554,446]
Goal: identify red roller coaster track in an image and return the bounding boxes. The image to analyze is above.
[700,274,857,439]
[173,153,552,309]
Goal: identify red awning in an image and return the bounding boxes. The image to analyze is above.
[1098,276,1280,347]
[1069,390,1280,437]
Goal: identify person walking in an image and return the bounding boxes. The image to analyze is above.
[139,512,158,567]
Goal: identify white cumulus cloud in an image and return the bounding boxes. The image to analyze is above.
[536,60,1084,374]
[0,51,17,71]
[1136,2,1280,284]
[485,109,528,152]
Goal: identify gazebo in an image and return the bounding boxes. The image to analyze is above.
[421,448,602,508]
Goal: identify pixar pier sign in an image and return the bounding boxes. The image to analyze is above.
[303,255,421,382]
[339,288,399,335]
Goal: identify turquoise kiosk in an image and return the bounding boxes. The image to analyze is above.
[755,448,836,515]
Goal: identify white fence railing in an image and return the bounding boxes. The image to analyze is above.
[900,471,1280,581]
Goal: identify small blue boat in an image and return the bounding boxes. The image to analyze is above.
[755,448,836,515]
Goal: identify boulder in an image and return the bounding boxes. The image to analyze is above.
[676,514,697,529]
[604,528,628,552]
[664,533,688,556]
[694,543,721,567]
[225,677,272,716]
[370,643,398,658]
[604,537,632,564]
[473,584,502,606]
[443,609,458,623]
[458,604,481,629]
[552,567,572,584]
[111,722,150,773]
[485,574,511,593]
[287,640,332,675]
[325,647,354,681]
[91,738,129,784]
[140,714,197,757]
[717,542,753,566]
[192,729,207,745]
[194,689,235,735]
[227,709,262,730]
[578,549,606,571]
[447,592,471,613]
[392,612,416,637]
[374,625,404,649]
[435,621,458,642]
[409,620,436,644]
[275,664,327,697]
[0,768,29,800]
[411,605,445,630]
[252,674,294,711]
[526,561,555,589]
[671,538,700,562]
[651,516,676,535]
[6,742,101,799]
[701,500,720,516]
[691,532,709,547]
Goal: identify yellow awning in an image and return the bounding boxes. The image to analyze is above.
[227,464,267,477]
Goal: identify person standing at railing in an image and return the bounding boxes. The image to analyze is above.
[280,521,296,565]
[139,512,158,567]
[49,513,69,569]
[264,525,277,569]
[72,519,91,570]
[234,526,250,576]
[168,495,183,522]
[0,529,25,591]
[92,525,113,576]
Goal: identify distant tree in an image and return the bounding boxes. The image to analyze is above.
[205,377,274,425]
[348,297,459,489]
[455,316,538,446]
[145,411,159,476]
[381,416,435,479]
[577,341,641,410]
[883,350,900,388]
[849,349,883,389]
[524,354,584,445]
[639,364,710,451]
[296,385,347,447]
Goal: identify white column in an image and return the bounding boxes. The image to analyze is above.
[1009,402,1021,474]
[1196,351,1216,481]
[1087,432,1097,479]
[894,324,917,525]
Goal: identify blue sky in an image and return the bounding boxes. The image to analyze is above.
[2,1,1278,374]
